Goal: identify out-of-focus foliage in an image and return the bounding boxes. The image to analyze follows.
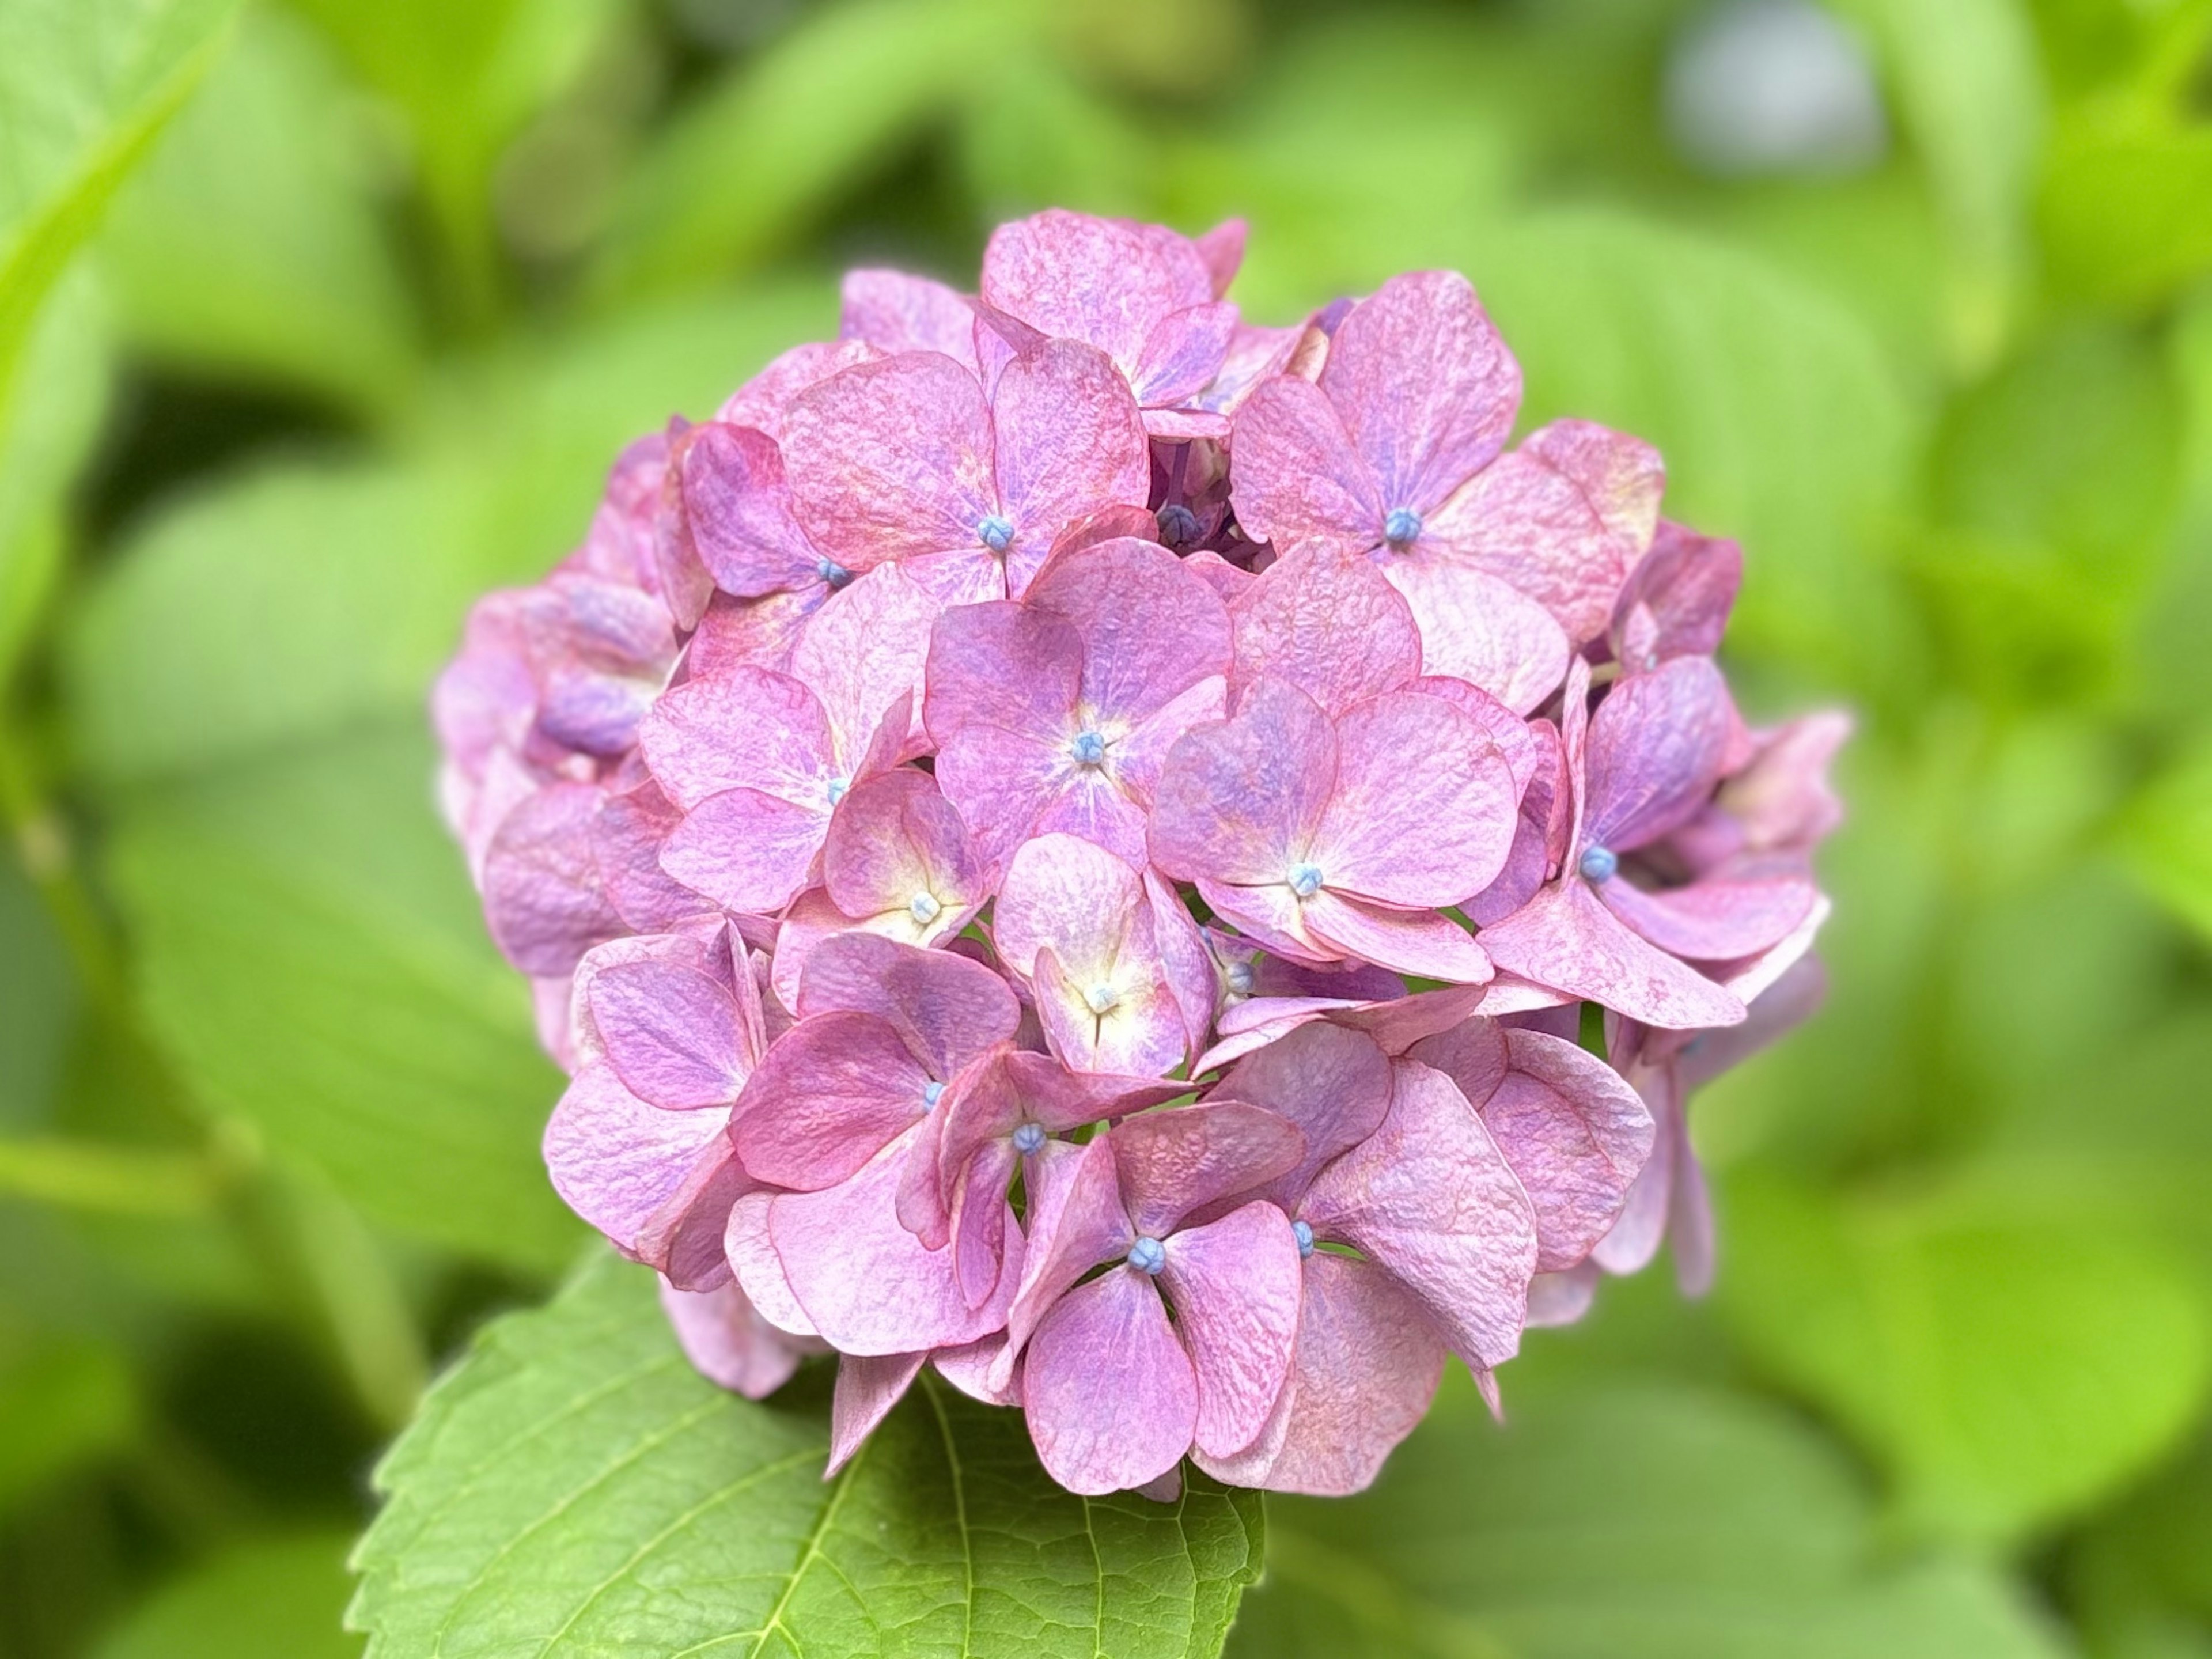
[0,0,2209,1653]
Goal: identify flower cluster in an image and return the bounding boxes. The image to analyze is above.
[433,210,1845,1499]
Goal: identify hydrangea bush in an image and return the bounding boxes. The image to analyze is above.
[433,210,1845,1502]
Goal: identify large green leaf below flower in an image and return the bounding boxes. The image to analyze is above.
[349,1250,1266,1659]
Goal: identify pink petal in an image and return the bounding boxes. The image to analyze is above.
[1218,1021,1394,1198]
[1111,1103,1305,1240]
[1195,877,1337,967]
[1423,419,1661,644]
[1582,655,1733,853]
[828,1350,927,1474]
[791,564,941,761]
[1146,869,1216,1057]
[1228,375,1381,554]
[594,781,711,934]
[1196,1251,1444,1495]
[1313,690,1517,907]
[921,601,1082,747]
[769,1126,1021,1355]
[1684,950,1829,1092]
[1598,872,1817,962]
[588,960,746,1109]
[998,1137,1134,1385]
[794,930,1020,1074]
[1023,1268,1198,1494]
[660,1278,809,1400]
[1611,520,1741,669]
[733,1011,931,1191]
[1476,878,1748,1031]
[658,787,827,914]
[543,1063,729,1255]
[725,1190,816,1337]
[673,423,834,599]
[934,1334,1021,1407]
[994,833,1143,987]
[1134,302,1240,408]
[1033,946,1188,1078]
[687,587,818,678]
[1411,1021,1654,1271]
[639,665,834,813]
[1148,677,1335,887]
[1109,676,1231,816]
[839,268,978,367]
[1300,891,1494,982]
[990,340,1152,593]
[953,1137,1018,1306]
[1157,1201,1302,1458]
[717,339,878,441]
[483,783,622,976]
[1027,536,1235,725]
[980,210,1215,381]
[824,769,986,923]
[1195,218,1245,297]
[782,352,995,565]
[932,724,1090,874]
[1525,1260,1600,1328]
[1320,271,1521,517]
[1382,562,1571,715]
[1590,1080,1673,1278]
[1230,548,1421,717]
[1300,1058,1539,1368]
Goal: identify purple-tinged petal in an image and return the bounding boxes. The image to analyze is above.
[771,1127,1022,1355]
[1230,548,1421,717]
[639,665,834,813]
[824,769,987,926]
[717,339,878,440]
[483,783,623,976]
[921,601,1082,747]
[791,563,941,762]
[1024,1268,1197,1495]
[687,587,818,678]
[1300,892,1494,983]
[1195,878,1337,968]
[1149,677,1335,887]
[1525,1261,1600,1328]
[589,961,746,1109]
[1411,1021,1653,1271]
[1027,536,1234,725]
[997,1138,1132,1387]
[1463,720,1565,927]
[733,1012,930,1191]
[1158,1201,1302,1459]
[1112,1103,1304,1240]
[658,789,827,915]
[1196,219,1245,297]
[1109,676,1230,816]
[1684,951,1828,1092]
[1612,520,1741,669]
[1219,1022,1393,1199]
[543,1063,729,1255]
[932,724,1089,874]
[783,353,995,565]
[1312,690,1517,907]
[1599,872,1817,961]
[1383,563,1571,715]
[725,1191,816,1337]
[1134,302,1240,408]
[1582,655,1733,853]
[1300,1059,1539,1369]
[828,1350,927,1474]
[1477,878,1748,1031]
[674,423,838,600]
[1590,1082,1673,1278]
[570,922,732,1070]
[1147,870,1215,1057]
[952,1137,1018,1307]
[840,269,978,366]
[796,930,1020,1074]
[934,1334,1021,1407]
[594,781,712,934]
[980,210,1215,381]
[1228,376,1381,555]
[991,340,1152,593]
[661,1278,809,1400]
[1320,271,1521,516]
[644,1149,753,1291]
[1196,1251,1444,1494]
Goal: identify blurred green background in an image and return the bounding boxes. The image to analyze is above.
[4,0,2212,1653]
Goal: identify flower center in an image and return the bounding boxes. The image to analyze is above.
[1156,503,1200,547]
[909,891,943,924]
[1225,961,1255,995]
[1126,1236,1166,1275]
[1070,729,1107,767]
[1012,1122,1046,1155]
[1084,983,1119,1014]
[824,776,849,806]
[1292,1219,1315,1257]
[1384,506,1423,547]
[1287,862,1324,899]
[816,556,853,588]
[977,514,1016,554]
[1578,844,1619,883]
[923,1080,946,1108]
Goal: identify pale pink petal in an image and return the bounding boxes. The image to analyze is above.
[1319,271,1520,516]
[588,960,745,1109]
[1195,878,1336,967]
[1196,1251,1444,1494]
[483,783,622,975]
[543,1063,729,1255]
[980,210,1214,379]
[827,1350,927,1474]
[791,564,941,762]
[725,1190,816,1337]
[1024,1268,1197,1494]
[717,339,879,440]
[1110,676,1230,813]
[1477,878,1748,1031]
[782,353,995,565]
[639,666,834,813]
[1230,548,1421,717]
[1157,1201,1302,1457]
[1599,873,1817,961]
[1112,1103,1305,1240]
[1146,870,1215,1057]
[1582,655,1733,853]
[1228,376,1381,554]
[1300,1059,1539,1368]
[770,1127,1021,1355]
[1525,1261,1601,1328]
[1300,892,1494,983]
[823,770,986,922]
[1149,677,1335,886]
[1033,947,1188,1078]
[990,340,1151,593]
[660,1278,808,1400]
[1195,219,1245,297]
[794,930,1020,1073]
[1590,1085,1673,1277]
[1027,536,1235,724]
[658,788,827,914]
[1683,951,1828,1091]
[993,834,1142,986]
[1383,562,1571,715]
[1312,690,1517,907]
[733,1012,930,1191]
[933,1335,1021,1407]
[839,268,978,367]
[1219,1021,1394,1198]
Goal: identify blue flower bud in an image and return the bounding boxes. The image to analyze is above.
[978,515,1016,554]
[1578,844,1619,883]
[1127,1236,1166,1275]
[1384,506,1423,546]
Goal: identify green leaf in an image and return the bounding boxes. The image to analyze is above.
[2119,730,2212,946]
[592,0,1049,300]
[2040,113,2212,309]
[99,7,421,414]
[0,0,237,419]
[0,271,109,683]
[0,1341,137,1518]
[95,1532,361,1659]
[1226,1376,2070,1659]
[1721,1174,2211,1547]
[1471,209,1917,699]
[104,722,580,1273]
[350,1250,1266,1658]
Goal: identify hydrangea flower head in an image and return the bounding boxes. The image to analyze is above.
[435,210,1846,1500]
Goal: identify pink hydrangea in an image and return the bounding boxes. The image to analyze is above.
[434,210,1847,1498]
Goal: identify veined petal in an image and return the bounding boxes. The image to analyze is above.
[1231,548,1422,717]
[1300,892,1494,983]
[827,1350,928,1474]
[1149,677,1336,887]
[1157,1201,1303,1459]
[1477,878,1748,1031]
[1111,1102,1305,1240]
[732,1011,930,1191]
[588,960,747,1109]
[1023,1268,1197,1495]
[1228,374,1382,554]
[1313,690,1517,908]
[990,340,1151,593]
